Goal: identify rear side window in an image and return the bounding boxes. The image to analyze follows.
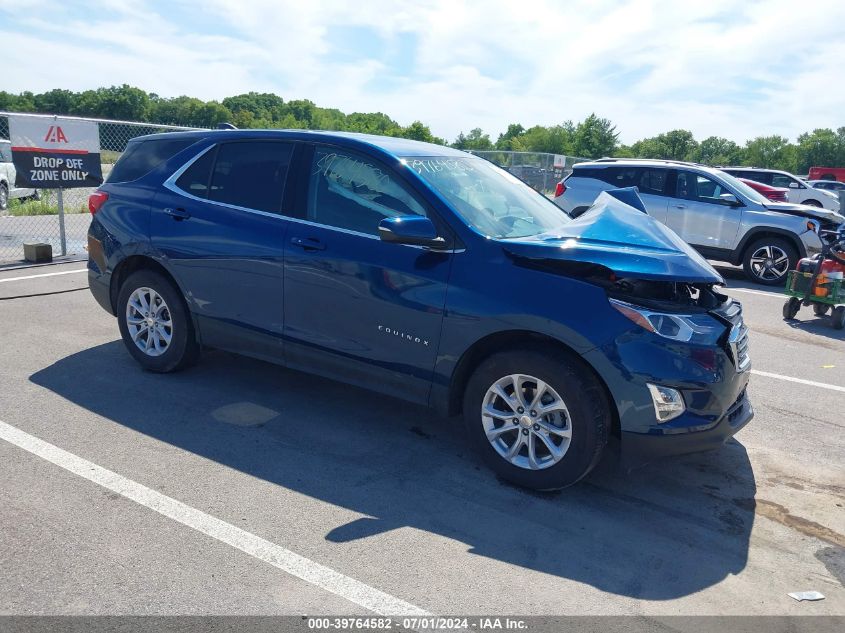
[601,167,643,188]
[175,149,215,199]
[637,168,665,195]
[107,138,194,183]
[207,141,293,214]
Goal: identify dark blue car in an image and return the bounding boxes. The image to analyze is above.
[87,130,753,489]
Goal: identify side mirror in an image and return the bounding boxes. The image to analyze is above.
[719,193,740,206]
[788,182,800,188]
[378,216,448,249]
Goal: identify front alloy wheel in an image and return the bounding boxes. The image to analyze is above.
[463,349,609,490]
[743,237,797,286]
[481,374,572,470]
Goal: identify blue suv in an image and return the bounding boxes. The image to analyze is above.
[87,130,753,489]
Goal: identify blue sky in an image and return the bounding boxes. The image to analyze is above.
[2,0,844,144]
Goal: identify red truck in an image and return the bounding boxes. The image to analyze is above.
[808,166,845,182]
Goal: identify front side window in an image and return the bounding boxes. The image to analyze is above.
[207,141,293,213]
[408,156,570,239]
[307,147,426,235]
[771,173,801,188]
[676,171,733,204]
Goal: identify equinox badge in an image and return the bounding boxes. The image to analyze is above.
[378,325,430,346]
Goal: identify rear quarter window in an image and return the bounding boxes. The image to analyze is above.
[107,138,195,183]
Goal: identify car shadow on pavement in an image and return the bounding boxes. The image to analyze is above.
[31,341,757,601]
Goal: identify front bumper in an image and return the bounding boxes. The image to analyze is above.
[621,388,753,460]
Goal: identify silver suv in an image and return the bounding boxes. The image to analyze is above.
[554,158,845,285]
[0,139,39,211]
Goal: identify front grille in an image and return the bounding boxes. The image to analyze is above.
[729,320,751,372]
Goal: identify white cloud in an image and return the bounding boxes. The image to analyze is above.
[1,0,844,144]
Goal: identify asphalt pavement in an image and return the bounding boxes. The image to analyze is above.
[0,261,842,618]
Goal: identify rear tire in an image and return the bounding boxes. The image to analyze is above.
[117,270,199,372]
[743,237,797,286]
[463,349,610,490]
[813,303,830,317]
[0,183,8,211]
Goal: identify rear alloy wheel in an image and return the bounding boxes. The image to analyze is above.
[0,183,8,211]
[117,270,199,372]
[743,238,797,286]
[463,349,610,490]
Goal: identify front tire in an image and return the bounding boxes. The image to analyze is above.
[463,349,610,490]
[803,199,822,208]
[743,237,797,286]
[783,297,801,320]
[117,270,199,372]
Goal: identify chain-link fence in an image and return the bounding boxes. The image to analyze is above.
[0,112,202,264]
[467,151,588,197]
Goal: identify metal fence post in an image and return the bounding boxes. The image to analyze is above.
[57,187,67,256]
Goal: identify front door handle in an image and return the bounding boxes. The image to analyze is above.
[164,207,191,221]
[674,204,687,209]
[290,236,326,251]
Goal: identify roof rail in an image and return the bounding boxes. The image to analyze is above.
[582,157,711,168]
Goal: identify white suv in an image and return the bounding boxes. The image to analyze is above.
[0,139,39,211]
[721,167,840,212]
[554,159,844,285]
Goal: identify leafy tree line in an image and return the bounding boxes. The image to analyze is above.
[2,85,843,173]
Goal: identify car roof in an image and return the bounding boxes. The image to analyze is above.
[129,129,468,159]
[573,158,725,177]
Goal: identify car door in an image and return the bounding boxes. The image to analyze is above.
[151,140,296,362]
[664,170,742,252]
[283,144,453,404]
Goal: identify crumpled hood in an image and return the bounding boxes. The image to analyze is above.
[503,189,724,283]
[763,202,844,224]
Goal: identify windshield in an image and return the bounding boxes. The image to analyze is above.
[405,156,570,238]
[713,170,771,205]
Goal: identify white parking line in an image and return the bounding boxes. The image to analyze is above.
[0,269,87,283]
[0,419,429,617]
[726,287,783,299]
[751,370,845,393]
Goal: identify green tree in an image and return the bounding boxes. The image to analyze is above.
[572,114,618,158]
[795,128,842,173]
[453,127,493,150]
[495,123,525,150]
[400,121,444,144]
[695,136,744,166]
[743,135,795,170]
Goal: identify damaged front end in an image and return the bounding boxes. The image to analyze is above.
[503,187,734,315]
[504,189,752,440]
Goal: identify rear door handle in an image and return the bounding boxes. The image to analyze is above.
[674,204,687,209]
[164,207,191,221]
[290,236,326,251]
